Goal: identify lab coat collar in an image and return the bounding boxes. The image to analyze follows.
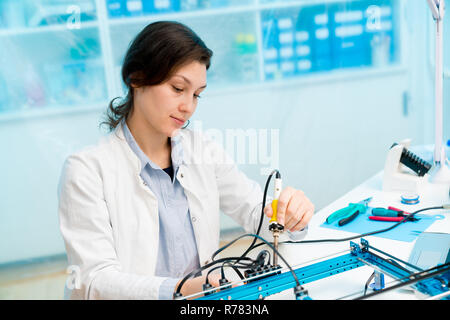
[121,120,184,173]
[111,120,187,175]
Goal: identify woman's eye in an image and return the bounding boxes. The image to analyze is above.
[173,85,201,99]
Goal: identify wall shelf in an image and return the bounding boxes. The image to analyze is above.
[205,63,407,96]
[107,5,259,26]
[0,63,407,124]
[0,102,106,123]
[0,21,99,37]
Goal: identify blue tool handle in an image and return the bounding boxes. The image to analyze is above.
[326,205,357,224]
[372,208,399,217]
[338,210,360,226]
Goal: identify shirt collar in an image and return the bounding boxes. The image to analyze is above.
[121,120,184,174]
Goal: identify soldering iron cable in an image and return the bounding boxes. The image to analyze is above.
[238,169,280,260]
[242,172,447,253]
[204,260,252,285]
[248,205,448,251]
[207,170,280,277]
[174,256,257,298]
[213,233,302,288]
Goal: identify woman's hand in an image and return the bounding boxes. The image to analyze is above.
[264,187,314,232]
[174,271,244,299]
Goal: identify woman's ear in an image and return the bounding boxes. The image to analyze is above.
[128,71,145,88]
[129,78,140,89]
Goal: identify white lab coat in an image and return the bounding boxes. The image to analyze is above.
[57,124,306,300]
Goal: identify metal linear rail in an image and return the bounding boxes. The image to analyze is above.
[195,239,449,300]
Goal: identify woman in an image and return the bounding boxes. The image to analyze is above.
[58,21,314,300]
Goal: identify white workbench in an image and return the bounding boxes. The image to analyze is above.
[270,171,450,300]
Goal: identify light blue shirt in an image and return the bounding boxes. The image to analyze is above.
[122,121,200,300]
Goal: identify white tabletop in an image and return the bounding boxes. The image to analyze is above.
[268,171,450,300]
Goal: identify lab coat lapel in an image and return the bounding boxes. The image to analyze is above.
[176,163,212,267]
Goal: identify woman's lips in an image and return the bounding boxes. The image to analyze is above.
[171,116,185,126]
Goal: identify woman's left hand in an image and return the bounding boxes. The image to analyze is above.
[264,187,315,232]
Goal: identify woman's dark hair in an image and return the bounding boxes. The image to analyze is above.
[101,21,213,131]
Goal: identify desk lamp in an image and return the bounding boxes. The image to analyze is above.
[426,0,450,183]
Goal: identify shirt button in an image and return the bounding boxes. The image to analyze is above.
[191,217,197,222]
[180,173,184,178]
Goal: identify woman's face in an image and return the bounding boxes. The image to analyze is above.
[131,60,207,138]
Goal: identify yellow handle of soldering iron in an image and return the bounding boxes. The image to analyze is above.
[269,199,278,224]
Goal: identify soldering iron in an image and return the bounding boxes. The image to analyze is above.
[268,170,284,266]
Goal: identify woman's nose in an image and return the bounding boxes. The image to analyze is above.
[179,96,196,113]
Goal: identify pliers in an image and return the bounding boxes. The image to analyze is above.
[369,206,420,222]
[325,197,372,226]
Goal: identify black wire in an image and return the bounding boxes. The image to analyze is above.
[218,233,301,286]
[208,170,278,274]
[176,170,281,294]
[175,233,302,296]
[174,256,256,296]
[369,246,424,272]
[354,262,450,300]
[221,261,248,280]
[217,250,272,282]
[205,261,253,284]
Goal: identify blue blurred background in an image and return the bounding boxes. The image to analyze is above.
[0,0,448,298]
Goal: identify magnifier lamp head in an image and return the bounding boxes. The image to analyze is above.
[427,0,445,20]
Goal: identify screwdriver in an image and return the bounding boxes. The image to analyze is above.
[372,207,411,218]
[370,207,419,222]
[269,171,284,266]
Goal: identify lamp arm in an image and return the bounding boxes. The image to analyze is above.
[427,0,450,183]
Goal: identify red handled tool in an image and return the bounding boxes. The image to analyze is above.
[369,207,419,222]
[369,216,417,222]
[387,206,411,215]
